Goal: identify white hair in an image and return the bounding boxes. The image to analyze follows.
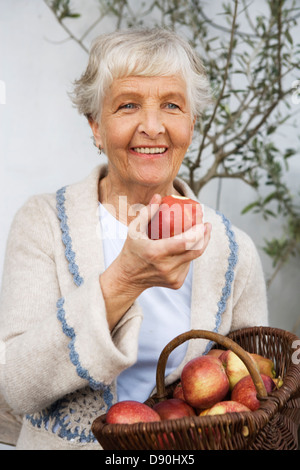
[70,28,213,122]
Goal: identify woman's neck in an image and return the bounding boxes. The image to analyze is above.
[99,174,182,226]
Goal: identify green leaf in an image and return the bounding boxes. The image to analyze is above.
[263,192,279,204]
[241,201,261,215]
[285,29,293,46]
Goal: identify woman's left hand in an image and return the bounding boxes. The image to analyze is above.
[99,194,212,330]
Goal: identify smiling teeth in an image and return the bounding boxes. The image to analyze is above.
[134,147,167,154]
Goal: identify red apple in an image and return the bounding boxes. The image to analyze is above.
[199,400,251,416]
[173,382,185,400]
[153,398,196,420]
[148,195,203,239]
[220,350,251,390]
[206,349,225,358]
[106,400,161,424]
[231,373,275,411]
[250,353,276,378]
[181,356,229,409]
[199,401,251,439]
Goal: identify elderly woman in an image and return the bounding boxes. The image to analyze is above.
[0,28,268,450]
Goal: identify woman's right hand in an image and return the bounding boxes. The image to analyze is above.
[99,194,212,330]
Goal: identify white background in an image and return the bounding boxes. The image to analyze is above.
[0,0,299,450]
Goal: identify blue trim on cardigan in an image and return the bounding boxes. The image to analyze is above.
[26,395,98,444]
[56,298,114,406]
[204,211,238,354]
[56,186,84,287]
[53,187,114,441]
[25,299,115,444]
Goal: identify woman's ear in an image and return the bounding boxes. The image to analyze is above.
[88,118,103,149]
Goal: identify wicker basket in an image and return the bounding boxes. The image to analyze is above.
[92,327,300,450]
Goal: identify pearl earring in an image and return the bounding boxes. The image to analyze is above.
[98,145,102,155]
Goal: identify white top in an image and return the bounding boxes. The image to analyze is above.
[99,202,193,402]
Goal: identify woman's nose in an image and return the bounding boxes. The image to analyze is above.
[137,109,165,138]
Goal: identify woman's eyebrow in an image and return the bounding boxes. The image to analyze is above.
[160,92,186,103]
[112,90,186,104]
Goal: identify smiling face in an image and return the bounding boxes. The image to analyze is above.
[90,75,195,203]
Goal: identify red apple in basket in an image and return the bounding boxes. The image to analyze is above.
[206,349,225,359]
[181,356,229,409]
[148,195,203,239]
[153,398,196,420]
[231,373,275,411]
[106,400,161,424]
[173,382,185,400]
[199,401,251,439]
[219,350,251,390]
[250,353,276,378]
[199,400,251,416]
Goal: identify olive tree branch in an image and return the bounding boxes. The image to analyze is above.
[44,0,89,53]
[220,87,292,159]
[267,239,298,289]
[189,0,239,189]
[276,0,283,97]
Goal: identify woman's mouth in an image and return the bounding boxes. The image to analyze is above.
[131,147,168,156]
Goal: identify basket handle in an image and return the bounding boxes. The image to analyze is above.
[155,329,268,402]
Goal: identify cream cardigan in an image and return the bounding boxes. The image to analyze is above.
[0,165,268,450]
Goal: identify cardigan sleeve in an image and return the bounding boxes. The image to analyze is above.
[0,196,142,415]
[231,228,269,331]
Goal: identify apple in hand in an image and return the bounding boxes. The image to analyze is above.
[148,195,203,239]
[106,400,161,424]
[219,350,251,390]
[231,373,275,411]
[153,398,196,420]
[199,400,251,416]
[181,356,229,409]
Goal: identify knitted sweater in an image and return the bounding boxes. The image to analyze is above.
[0,165,268,450]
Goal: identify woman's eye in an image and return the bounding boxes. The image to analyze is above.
[120,103,136,110]
[166,103,179,110]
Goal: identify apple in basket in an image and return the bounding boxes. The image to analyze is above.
[199,400,251,416]
[250,353,276,378]
[181,355,229,409]
[105,400,161,424]
[199,401,251,439]
[173,382,185,400]
[148,195,203,239]
[153,398,196,420]
[206,349,225,359]
[220,350,277,390]
[219,350,251,390]
[231,373,275,411]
